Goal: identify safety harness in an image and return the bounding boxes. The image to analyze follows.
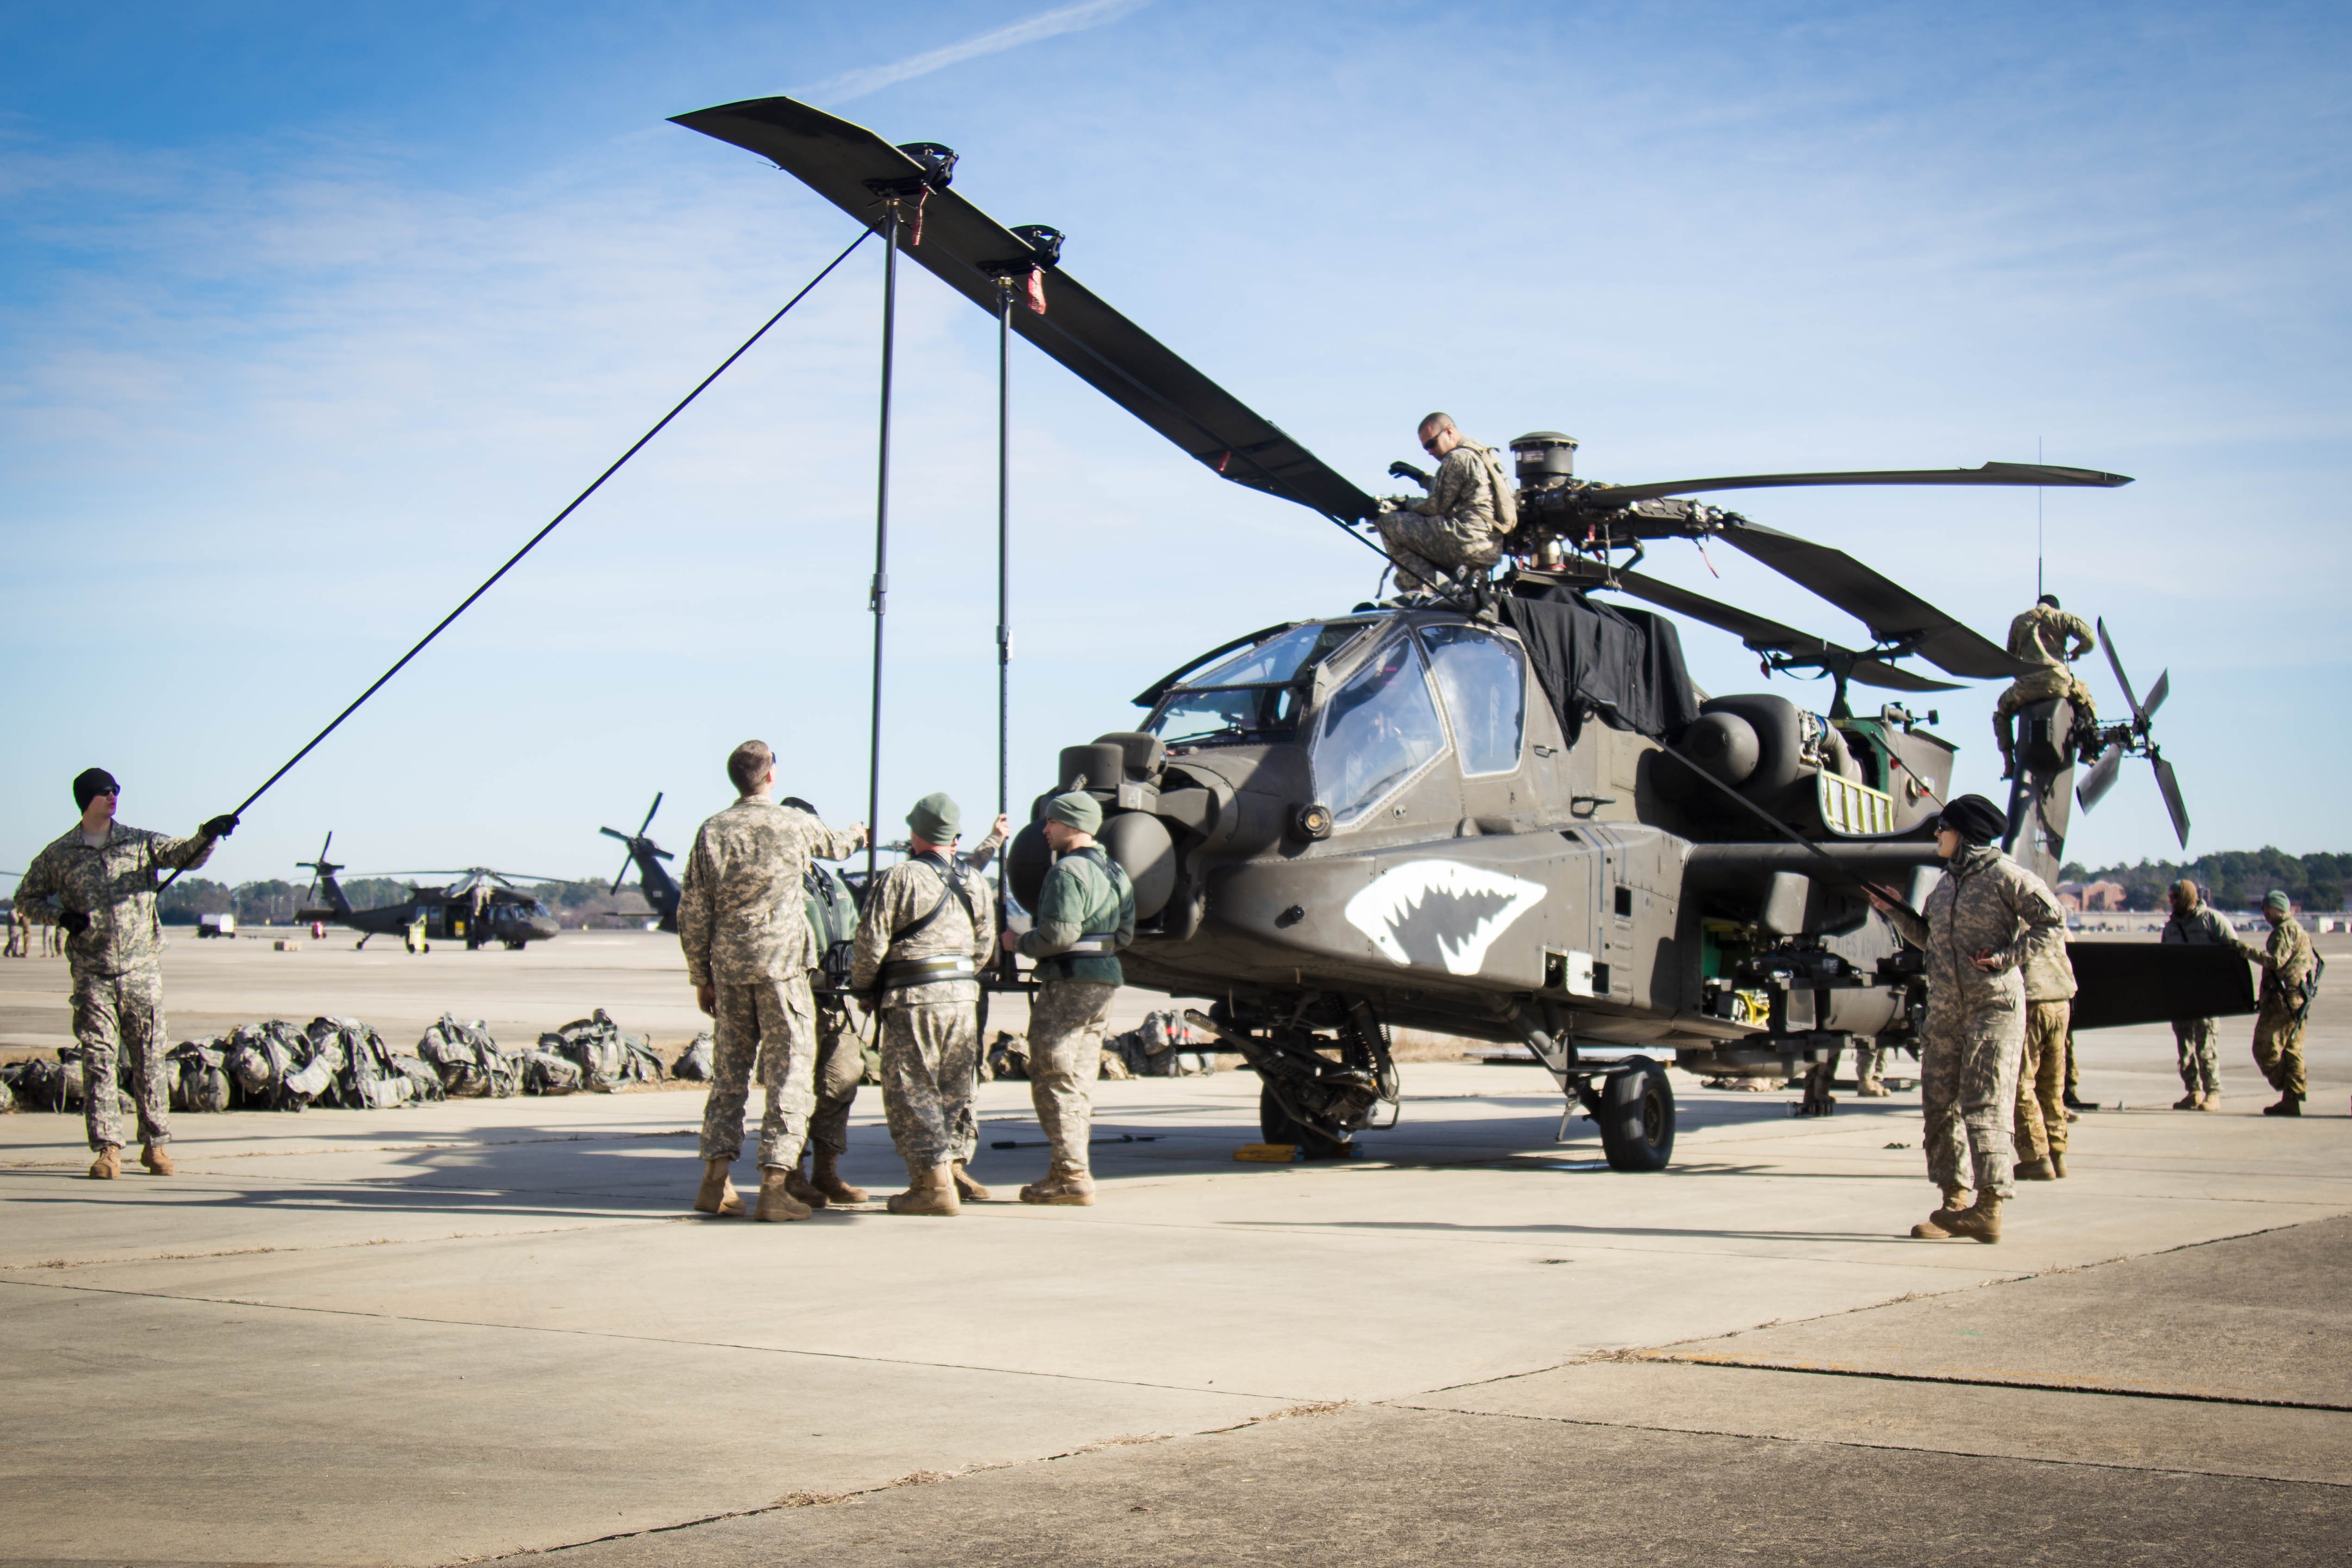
[875,850,985,992]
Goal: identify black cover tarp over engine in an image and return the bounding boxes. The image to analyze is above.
[1501,586,1702,744]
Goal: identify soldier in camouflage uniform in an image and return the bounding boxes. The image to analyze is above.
[1994,594,2098,779]
[1004,791,1135,1205]
[1373,413,1518,592]
[1870,794,2067,1244]
[2161,878,2233,1109]
[850,793,998,1216]
[2233,890,2316,1116]
[677,741,865,1222]
[11,768,239,1178]
[2012,918,2077,1181]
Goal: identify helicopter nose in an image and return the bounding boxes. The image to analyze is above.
[529,919,560,941]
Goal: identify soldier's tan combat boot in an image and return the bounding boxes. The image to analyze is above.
[811,1150,868,1205]
[886,1163,961,1216]
[2196,1093,2220,1112]
[2263,1093,2303,1117]
[2015,1156,2056,1181]
[139,1142,174,1176]
[2049,1151,2068,1178]
[783,1161,830,1210]
[2172,1092,2201,1110]
[88,1146,120,1181]
[753,1167,813,1222]
[1943,1194,2004,1244]
[951,1161,991,1202]
[1911,1189,1971,1239]
[693,1158,743,1217]
[1018,1162,1095,1206]
[1856,1075,1890,1098]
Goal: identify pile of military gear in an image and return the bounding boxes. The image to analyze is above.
[983,1031,1029,1082]
[0,1050,137,1117]
[167,1039,232,1113]
[672,1030,715,1082]
[220,1020,333,1109]
[416,1014,522,1099]
[1103,1010,1219,1078]
[302,1016,446,1108]
[532,1008,665,1094]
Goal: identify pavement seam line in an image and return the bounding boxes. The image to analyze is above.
[1628,1353,2352,1413]
[0,1276,1302,1404]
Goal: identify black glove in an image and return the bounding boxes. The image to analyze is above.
[57,910,91,936]
[200,814,240,839]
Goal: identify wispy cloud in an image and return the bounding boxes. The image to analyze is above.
[800,0,1149,104]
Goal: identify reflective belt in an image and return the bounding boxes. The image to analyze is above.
[878,955,977,989]
[1060,932,1121,955]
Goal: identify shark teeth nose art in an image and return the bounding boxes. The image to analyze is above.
[1342,860,1547,976]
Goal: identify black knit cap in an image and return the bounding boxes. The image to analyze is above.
[72,768,119,812]
[1938,793,2007,844]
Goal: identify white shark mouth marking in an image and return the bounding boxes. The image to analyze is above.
[1343,860,1547,976]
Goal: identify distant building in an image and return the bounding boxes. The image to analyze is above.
[2056,880,2127,912]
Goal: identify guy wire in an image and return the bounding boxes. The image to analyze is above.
[160,228,874,893]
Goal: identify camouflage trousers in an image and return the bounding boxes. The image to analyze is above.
[1028,979,1118,1174]
[2013,1001,2070,1162]
[807,998,867,1158]
[2251,1005,2307,1098]
[1919,995,2024,1199]
[2173,1016,2220,1096]
[74,965,169,1152]
[1994,670,2097,723]
[878,1002,981,1172]
[1375,511,1503,591]
[700,972,818,1169]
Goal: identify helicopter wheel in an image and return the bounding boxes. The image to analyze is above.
[1258,1083,1352,1160]
[1595,1062,1676,1172]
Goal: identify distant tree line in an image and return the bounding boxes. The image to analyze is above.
[2059,849,2351,913]
[151,876,654,927]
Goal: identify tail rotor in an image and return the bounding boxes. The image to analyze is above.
[2076,620,2190,848]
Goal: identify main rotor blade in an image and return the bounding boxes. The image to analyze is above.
[2142,669,2170,720]
[2096,617,2144,722]
[2075,743,2124,811]
[599,826,631,843]
[611,850,632,896]
[2153,754,2192,848]
[1717,521,2031,680]
[673,96,1378,523]
[1580,570,1962,694]
[639,792,663,836]
[1579,461,2132,507]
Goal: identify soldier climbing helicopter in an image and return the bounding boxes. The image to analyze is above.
[672,93,2244,1171]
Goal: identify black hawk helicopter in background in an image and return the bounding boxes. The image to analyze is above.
[600,793,682,932]
[676,96,2243,1169]
[295,832,563,950]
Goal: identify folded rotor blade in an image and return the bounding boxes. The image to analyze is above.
[639,792,663,837]
[2153,754,2192,848]
[1579,462,2132,507]
[1582,570,1961,693]
[1717,521,2031,680]
[611,851,632,896]
[673,96,1377,522]
[2142,669,2169,720]
[599,826,631,843]
[2096,617,2143,723]
[2075,743,2125,812]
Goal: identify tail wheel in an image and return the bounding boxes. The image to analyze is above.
[1597,1062,1676,1172]
[1258,1083,1352,1160]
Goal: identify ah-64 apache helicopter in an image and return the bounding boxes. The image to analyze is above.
[295,833,563,950]
[676,96,2249,1170]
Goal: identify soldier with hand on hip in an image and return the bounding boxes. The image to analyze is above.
[11,768,239,1179]
[677,741,866,1222]
[849,793,998,1216]
[1002,791,1134,1206]
[2161,879,2233,1110]
[1868,793,2067,1245]
[2234,890,2316,1117]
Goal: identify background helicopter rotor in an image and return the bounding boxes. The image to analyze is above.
[600,791,670,894]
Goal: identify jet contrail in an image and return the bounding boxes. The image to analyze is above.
[802,0,1150,104]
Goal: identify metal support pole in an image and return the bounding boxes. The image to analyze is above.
[866,201,901,882]
[994,278,1014,963]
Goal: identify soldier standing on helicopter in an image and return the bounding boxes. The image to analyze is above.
[1002,791,1134,1206]
[1372,413,1517,592]
[1994,593,2098,780]
[1868,793,2068,1244]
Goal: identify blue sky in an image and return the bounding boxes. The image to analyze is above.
[3,0,2346,888]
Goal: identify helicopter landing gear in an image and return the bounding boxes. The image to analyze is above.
[1259,1083,1353,1160]
[1581,1062,1676,1172]
[1184,995,1401,1158]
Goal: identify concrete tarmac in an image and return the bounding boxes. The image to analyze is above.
[0,931,2346,1565]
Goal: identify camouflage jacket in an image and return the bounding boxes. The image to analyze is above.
[1404,440,1514,542]
[1018,845,1136,986]
[15,820,217,978]
[2161,904,2233,946]
[2006,605,2095,672]
[2237,916,2315,1010]
[678,798,863,988]
[1886,846,2068,1013]
[850,850,997,1008]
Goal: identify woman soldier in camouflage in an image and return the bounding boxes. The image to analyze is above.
[1868,794,2068,1244]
